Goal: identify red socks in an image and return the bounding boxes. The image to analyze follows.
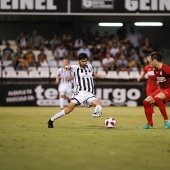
[143,100,153,126]
[154,97,168,120]
[143,98,169,126]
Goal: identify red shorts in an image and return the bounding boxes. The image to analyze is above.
[150,88,170,103]
[146,85,158,96]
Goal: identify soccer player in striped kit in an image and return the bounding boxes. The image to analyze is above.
[56,59,74,110]
[140,52,170,129]
[48,53,106,128]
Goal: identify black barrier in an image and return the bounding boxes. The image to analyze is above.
[72,0,170,13]
[0,82,145,106]
[0,0,67,13]
[0,0,170,15]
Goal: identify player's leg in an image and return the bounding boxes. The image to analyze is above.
[58,84,66,110]
[154,92,170,129]
[146,86,155,116]
[59,94,65,110]
[140,96,155,129]
[91,99,103,118]
[48,102,77,128]
[65,83,73,105]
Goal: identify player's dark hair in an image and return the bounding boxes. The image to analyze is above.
[150,52,163,62]
[62,57,68,60]
[78,53,88,60]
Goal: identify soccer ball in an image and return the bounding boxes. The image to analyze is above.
[104,117,116,128]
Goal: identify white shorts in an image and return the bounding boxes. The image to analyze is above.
[58,83,73,96]
[70,91,99,105]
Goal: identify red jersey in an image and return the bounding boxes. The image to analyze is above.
[144,65,157,86]
[154,64,170,89]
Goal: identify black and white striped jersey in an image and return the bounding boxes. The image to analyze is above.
[70,63,94,93]
[58,67,73,84]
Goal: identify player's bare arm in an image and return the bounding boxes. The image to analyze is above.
[137,72,145,81]
[93,72,106,79]
[56,76,61,84]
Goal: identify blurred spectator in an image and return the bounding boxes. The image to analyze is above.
[82,27,93,45]
[23,47,37,67]
[90,44,101,61]
[107,34,117,48]
[102,52,115,72]
[141,37,153,57]
[109,42,120,59]
[38,43,49,52]
[29,29,44,50]
[127,54,138,71]
[62,29,72,46]
[130,48,141,69]
[116,24,127,42]
[12,47,22,66]
[116,54,128,71]
[14,50,28,70]
[50,34,61,47]
[126,26,142,53]
[77,44,91,59]
[54,43,68,62]
[121,41,133,57]
[74,35,84,50]
[37,49,48,67]
[102,31,110,45]
[99,43,107,60]
[67,41,77,60]
[94,31,102,44]
[49,34,61,53]
[2,42,14,60]
[16,31,28,50]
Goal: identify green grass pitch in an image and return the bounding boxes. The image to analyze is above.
[0,106,170,170]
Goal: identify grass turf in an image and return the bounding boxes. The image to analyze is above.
[0,106,170,170]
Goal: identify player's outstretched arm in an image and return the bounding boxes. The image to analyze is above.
[137,72,145,81]
[93,72,106,79]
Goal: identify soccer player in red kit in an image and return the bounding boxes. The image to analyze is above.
[137,64,159,116]
[140,52,170,129]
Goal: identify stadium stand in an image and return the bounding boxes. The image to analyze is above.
[117,71,130,79]
[107,71,118,79]
[50,67,58,78]
[129,71,140,79]
[17,70,29,78]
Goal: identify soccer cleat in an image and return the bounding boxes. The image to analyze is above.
[48,119,54,128]
[140,124,154,129]
[164,120,170,129]
[91,112,102,118]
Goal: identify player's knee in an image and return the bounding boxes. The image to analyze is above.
[92,100,103,107]
[154,97,162,105]
[64,105,75,114]
[99,103,103,107]
[64,108,72,114]
[143,99,151,106]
